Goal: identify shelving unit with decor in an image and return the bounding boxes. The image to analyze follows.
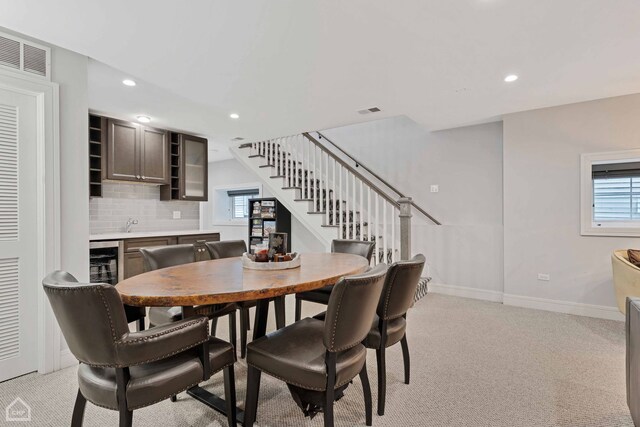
[247,197,291,254]
[88,114,106,197]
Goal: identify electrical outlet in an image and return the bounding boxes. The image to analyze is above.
[430,185,439,193]
[173,211,181,219]
[537,273,550,281]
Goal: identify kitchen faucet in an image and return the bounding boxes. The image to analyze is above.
[125,218,138,233]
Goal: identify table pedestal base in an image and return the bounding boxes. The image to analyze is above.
[187,386,245,425]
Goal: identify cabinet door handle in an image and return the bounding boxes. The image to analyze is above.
[136,175,141,179]
[141,176,146,180]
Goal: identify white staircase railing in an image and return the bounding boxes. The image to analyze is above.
[238,132,437,264]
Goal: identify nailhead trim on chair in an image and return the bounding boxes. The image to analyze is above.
[381,262,423,321]
[247,361,356,392]
[128,362,235,410]
[328,275,386,352]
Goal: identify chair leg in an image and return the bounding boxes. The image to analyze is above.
[211,317,218,336]
[119,409,133,427]
[240,308,248,359]
[295,297,302,322]
[223,365,237,427]
[324,388,335,427]
[274,296,286,329]
[400,334,410,384]
[243,308,251,331]
[376,347,387,416]
[359,364,373,426]
[324,351,336,427]
[244,366,262,427]
[71,389,86,427]
[228,311,237,357]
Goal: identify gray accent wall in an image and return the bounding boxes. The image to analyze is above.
[322,116,504,295]
[503,93,640,309]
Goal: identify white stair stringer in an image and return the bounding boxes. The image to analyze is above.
[230,144,337,250]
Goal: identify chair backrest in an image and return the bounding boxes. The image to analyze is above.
[323,263,388,352]
[331,239,376,262]
[42,271,129,367]
[206,240,247,259]
[140,244,206,272]
[377,254,425,320]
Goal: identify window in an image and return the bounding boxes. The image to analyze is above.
[581,150,640,236]
[228,189,259,219]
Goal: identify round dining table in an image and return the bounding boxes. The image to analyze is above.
[115,252,369,424]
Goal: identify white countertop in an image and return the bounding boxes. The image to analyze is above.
[89,230,221,241]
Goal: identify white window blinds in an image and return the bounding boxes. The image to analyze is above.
[593,177,640,221]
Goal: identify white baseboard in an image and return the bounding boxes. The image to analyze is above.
[427,283,623,321]
[59,349,77,369]
[428,283,504,303]
[502,293,624,321]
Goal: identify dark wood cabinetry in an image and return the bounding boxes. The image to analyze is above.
[121,233,219,279]
[89,114,207,200]
[105,118,169,184]
[160,132,208,201]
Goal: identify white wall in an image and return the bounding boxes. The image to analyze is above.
[322,116,504,295]
[503,93,640,313]
[49,41,90,354]
[202,158,325,253]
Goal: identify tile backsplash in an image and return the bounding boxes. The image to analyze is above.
[90,183,200,234]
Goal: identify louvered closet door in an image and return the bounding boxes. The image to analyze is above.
[0,86,38,381]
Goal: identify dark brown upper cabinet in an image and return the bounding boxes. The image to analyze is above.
[160,132,208,201]
[106,118,169,185]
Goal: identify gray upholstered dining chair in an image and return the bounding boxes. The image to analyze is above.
[364,253,425,415]
[205,239,287,358]
[42,270,237,427]
[294,239,376,321]
[244,263,388,427]
[139,244,239,354]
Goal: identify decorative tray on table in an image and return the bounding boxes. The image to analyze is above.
[241,252,301,271]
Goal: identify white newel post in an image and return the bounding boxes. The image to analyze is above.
[398,197,412,260]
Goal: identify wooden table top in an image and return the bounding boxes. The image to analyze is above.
[116,252,369,307]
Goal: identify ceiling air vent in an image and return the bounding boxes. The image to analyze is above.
[357,106,381,115]
[0,32,50,80]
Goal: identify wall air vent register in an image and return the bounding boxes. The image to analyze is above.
[0,32,50,80]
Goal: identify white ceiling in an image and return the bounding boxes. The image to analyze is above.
[2,0,640,154]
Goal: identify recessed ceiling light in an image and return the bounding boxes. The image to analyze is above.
[137,115,151,123]
[229,113,239,119]
[504,74,519,83]
[122,79,136,87]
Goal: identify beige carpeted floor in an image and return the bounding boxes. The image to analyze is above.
[0,294,633,426]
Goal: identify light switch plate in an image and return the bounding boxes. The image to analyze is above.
[173,211,181,219]
[430,185,439,193]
